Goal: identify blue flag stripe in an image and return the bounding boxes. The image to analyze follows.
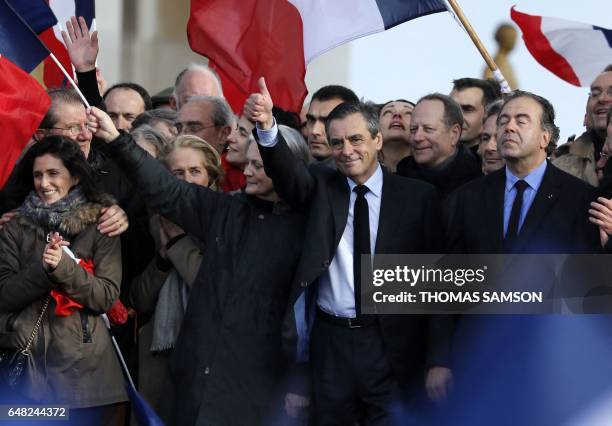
[75,0,96,28]
[375,0,447,30]
[593,25,612,49]
[0,0,50,72]
[7,0,57,34]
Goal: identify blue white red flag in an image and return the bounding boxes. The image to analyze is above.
[511,6,612,87]
[41,0,95,88]
[0,0,54,72]
[188,0,446,112]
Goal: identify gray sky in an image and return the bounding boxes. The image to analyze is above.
[306,0,612,143]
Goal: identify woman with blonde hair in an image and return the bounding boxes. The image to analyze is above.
[129,134,223,412]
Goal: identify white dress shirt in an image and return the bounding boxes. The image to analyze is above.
[257,122,383,318]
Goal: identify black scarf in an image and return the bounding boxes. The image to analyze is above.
[19,186,87,230]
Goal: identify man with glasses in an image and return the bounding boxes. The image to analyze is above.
[175,96,233,155]
[553,64,612,186]
[0,89,130,238]
[175,96,241,192]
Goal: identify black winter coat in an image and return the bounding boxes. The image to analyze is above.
[106,133,306,426]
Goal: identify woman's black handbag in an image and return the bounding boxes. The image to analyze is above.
[0,349,29,389]
[0,296,50,391]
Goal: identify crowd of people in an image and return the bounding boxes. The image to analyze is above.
[0,14,611,426]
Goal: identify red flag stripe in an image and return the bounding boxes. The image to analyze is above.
[511,7,581,87]
[187,0,307,113]
[0,56,50,188]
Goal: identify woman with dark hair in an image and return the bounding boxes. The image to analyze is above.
[0,136,127,424]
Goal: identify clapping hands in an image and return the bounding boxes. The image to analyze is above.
[43,232,70,271]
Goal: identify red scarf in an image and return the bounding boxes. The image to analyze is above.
[50,258,128,325]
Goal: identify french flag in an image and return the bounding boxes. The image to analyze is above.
[0,0,52,187]
[40,0,95,88]
[511,6,612,87]
[0,0,55,72]
[188,0,446,113]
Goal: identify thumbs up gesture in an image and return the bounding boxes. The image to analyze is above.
[244,77,274,129]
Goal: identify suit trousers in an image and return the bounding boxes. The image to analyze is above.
[310,316,420,426]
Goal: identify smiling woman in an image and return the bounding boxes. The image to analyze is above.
[33,154,80,205]
[0,136,127,422]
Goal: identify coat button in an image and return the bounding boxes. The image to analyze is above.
[300,281,308,288]
[204,367,210,375]
[322,260,330,268]
[258,214,265,220]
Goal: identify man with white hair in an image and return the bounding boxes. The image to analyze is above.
[171,64,224,110]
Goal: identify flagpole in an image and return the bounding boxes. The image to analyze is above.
[445,0,512,94]
[2,0,91,108]
[47,53,91,108]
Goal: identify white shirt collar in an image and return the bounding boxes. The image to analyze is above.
[346,163,383,198]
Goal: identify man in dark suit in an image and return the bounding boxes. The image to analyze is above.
[245,79,451,425]
[439,90,603,425]
[448,90,600,254]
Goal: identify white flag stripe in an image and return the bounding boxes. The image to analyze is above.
[542,16,612,86]
[288,0,384,63]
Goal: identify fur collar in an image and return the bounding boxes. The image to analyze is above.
[17,193,116,237]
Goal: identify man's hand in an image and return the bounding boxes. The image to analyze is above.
[98,204,129,237]
[0,211,17,230]
[88,107,120,142]
[284,392,309,419]
[61,16,98,73]
[425,366,452,403]
[159,216,185,240]
[589,197,612,248]
[43,232,69,271]
[243,77,274,129]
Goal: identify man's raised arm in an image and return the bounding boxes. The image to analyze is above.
[244,77,316,207]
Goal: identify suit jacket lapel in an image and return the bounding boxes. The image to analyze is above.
[329,172,350,248]
[374,172,402,254]
[515,163,561,252]
[485,169,506,252]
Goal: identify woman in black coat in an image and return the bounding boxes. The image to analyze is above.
[90,108,310,425]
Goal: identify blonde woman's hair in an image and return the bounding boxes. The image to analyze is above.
[161,134,224,190]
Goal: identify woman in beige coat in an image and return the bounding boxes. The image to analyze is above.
[0,136,127,425]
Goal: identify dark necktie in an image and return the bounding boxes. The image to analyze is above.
[353,185,370,318]
[503,179,529,251]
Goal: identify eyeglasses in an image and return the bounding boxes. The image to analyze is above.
[589,87,612,100]
[600,150,611,161]
[174,122,218,134]
[43,123,91,137]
